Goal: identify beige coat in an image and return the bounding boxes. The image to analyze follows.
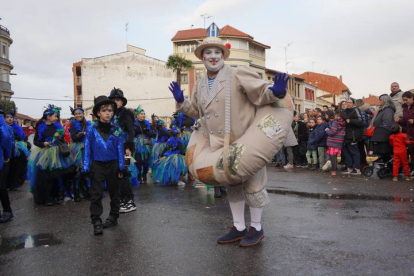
[178,64,282,151]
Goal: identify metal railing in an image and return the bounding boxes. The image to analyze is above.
[0,81,11,91]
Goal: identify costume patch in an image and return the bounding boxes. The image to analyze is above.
[185,144,196,166]
[196,166,220,186]
[216,143,245,175]
[257,115,283,138]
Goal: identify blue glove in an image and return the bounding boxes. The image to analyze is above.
[269,73,289,98]
[169,81,184,103]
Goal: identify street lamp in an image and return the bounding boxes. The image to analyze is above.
[282,43,294,73]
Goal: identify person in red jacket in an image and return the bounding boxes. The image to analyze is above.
[389,124,414,181]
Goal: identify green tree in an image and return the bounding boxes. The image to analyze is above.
[0,99,16,114]
[165,54,193,85]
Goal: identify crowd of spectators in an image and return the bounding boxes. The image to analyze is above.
[274,82,414,180]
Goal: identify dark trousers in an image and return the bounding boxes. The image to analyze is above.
[0,166,11,212]
[6,154,28,189]
[136,163,149,181]
[119,176,134,202]
[90,160,121,224]
[328,154,338,172]
[343,143,361,170]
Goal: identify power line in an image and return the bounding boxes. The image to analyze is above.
[11,96,174,102]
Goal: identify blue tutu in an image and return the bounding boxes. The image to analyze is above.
[153,154,187,185]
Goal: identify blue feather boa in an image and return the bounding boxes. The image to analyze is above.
[70,119,91,133]
[164,137,182,156]
[11,122,26,140]
[37,121,63,141]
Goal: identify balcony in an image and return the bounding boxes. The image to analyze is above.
[0,81,11,91]
[76,76,82,84]
[0,58,13,69]
[76,95,82,102]
[0,25,11,39]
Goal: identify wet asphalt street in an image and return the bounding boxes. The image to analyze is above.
[1,166,414,276]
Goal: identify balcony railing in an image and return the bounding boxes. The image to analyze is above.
[76,76,82,84]
[0,57,13,69]
[0,81,11,91]
[76,96,82,102]
[0,25,11,38]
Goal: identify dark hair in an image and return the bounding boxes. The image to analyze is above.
[325,110,334,119]
[349,97,356,104]
[402,91,413,99]
[309,119,316,124]
[35,113,54,129]
[317,115,327,122]
[23,119,31,125]
[323,105,329,109]
[315,108,322,113]
[390,123,401,134]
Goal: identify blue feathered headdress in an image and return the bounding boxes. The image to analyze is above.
[43,104,61,115]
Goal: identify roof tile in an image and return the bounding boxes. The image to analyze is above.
[362,95,381,106]
[171,28,207,41]
[295,72,350,95]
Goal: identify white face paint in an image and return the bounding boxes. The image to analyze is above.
[202,46,224,72]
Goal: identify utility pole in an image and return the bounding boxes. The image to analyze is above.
[283,43,293,73]
[200,14,212,28]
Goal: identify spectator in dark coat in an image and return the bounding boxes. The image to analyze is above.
[369,94,396,163]
[343,98,364,174]
[306,119,318,170]
[396,91,414,169]
[292,113,308,167]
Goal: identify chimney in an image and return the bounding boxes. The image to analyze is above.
[339,75,343,82]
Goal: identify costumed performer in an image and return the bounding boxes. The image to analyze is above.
[82,96,126,235]
[109,88,137,213]
[4,109,29,190]
[134,105,154,184]
[153,126,187,185]
[28,104,73,206]
[0,106,12,223]
[169,37,291,247]
[149,119,170,180]
[68,106,91,201]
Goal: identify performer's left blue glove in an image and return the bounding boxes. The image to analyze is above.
[269,73,289,98]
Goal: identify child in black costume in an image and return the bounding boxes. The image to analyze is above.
[82,96,126,235]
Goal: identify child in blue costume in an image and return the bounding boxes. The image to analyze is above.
[4,110,29,191]
[83,96,126,235]
[28,105,73,206]
[171,112,195,152]
[134,105,154,184]
[68,106,91,201]
[0,106,13,223]
[150,119,170,173]
[153,126,187,185]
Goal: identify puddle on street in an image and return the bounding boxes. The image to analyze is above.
[267,189,414,202]
[0,234,63,255]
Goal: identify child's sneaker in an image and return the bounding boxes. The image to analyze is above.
[331,171,336,176]
[322,160,331,171]
[406,176,412,181]
[392,176,398,181]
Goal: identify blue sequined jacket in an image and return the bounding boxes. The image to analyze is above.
[82,123,125,172]
[0,115,11,169]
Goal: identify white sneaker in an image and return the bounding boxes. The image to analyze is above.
[283,164,294,170]
[322,160,331,171]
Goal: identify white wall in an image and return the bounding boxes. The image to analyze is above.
[81,51,175,118]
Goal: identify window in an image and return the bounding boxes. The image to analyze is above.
[239,40,248,50]
[195,69,204,81]
[249,45,255,55]
[1,43,7,59]
[181,73,188,84]
[228,39,239,49]
[178,43,197,53]
[257,72,263,79]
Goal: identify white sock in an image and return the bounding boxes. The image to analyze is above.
[229,201,246,231]
[249,206,263,231]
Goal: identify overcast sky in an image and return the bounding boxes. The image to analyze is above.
[2,0,413,118]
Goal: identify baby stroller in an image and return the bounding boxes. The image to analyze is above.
[362,155,394,179]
